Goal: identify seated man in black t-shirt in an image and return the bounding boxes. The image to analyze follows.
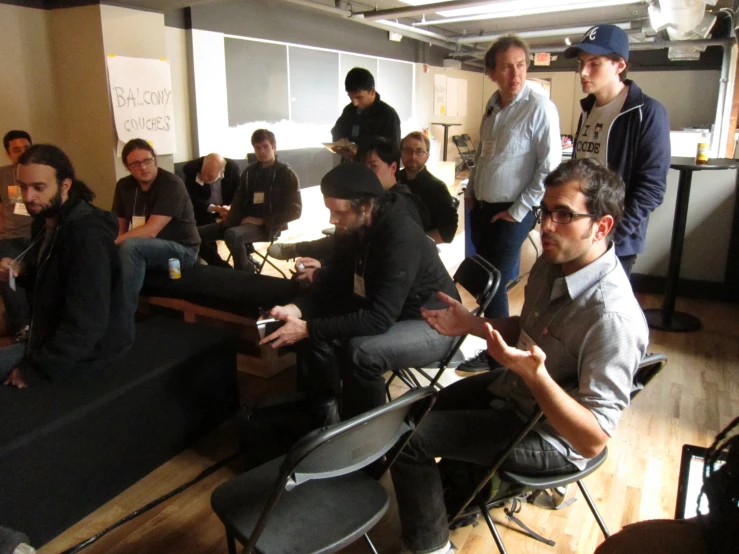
[113,139,201,320]
[198,129,301,272]
[398,131,458,244]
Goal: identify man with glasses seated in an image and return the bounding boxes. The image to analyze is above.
[390,159,648,554]
[113,138,200,321]
[398,131,458,244]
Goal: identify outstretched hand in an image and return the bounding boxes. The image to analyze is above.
[421,291,475,337]
[484,323,547,384]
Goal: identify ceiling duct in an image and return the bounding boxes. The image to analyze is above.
[648,0,719,60]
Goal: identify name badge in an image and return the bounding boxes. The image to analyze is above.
[353,273,366,298]
[13,202,30,216]
[481,139,496,158]
[253,192,265,205]
[131,215,146,230]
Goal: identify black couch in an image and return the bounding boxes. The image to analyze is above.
[0,317,239,546]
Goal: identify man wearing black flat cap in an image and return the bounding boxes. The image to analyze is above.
[564,23,670,276]
[261,162,458,419]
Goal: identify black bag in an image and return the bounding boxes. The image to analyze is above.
[237,392,339,466]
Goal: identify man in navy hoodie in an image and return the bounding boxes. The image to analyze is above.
[565,24,670,276]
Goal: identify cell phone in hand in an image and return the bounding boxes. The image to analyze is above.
[257,318,285,339]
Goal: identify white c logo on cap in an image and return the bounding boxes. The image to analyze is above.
[589,27,598,41]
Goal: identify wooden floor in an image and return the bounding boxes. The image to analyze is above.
[36,194,739,553]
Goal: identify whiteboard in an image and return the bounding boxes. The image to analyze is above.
[107,55,176,154]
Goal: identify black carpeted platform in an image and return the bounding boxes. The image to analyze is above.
[0,317,239,547]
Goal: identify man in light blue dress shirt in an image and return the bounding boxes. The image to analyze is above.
[461,35,562,372]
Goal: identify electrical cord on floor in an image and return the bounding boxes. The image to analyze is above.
[57,450,244,554]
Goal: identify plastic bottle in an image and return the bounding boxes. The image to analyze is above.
[696,133,709,165]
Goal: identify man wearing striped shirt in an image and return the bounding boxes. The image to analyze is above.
[465,36,562,322]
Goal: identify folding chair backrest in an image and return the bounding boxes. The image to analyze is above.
[631,353,667,400]
[452,135,468,149]
[283,387,437,487]
[462,133,474,147]
[454,255,502,315]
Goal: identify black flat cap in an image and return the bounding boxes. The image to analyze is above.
[320,162,384,199]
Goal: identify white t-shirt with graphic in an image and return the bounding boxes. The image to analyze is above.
[574,86,628,166]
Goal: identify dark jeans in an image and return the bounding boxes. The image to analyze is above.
[296,319,455,420]
[618,254,637,277]
[198,222,269,271]
[0,237,31,334]
[390,371,577,553]
[469,202,535,319]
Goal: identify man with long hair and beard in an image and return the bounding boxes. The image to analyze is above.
[0,144,133,388]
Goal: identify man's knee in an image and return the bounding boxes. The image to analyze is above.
[118,238,147,261]
[223,227,241,247]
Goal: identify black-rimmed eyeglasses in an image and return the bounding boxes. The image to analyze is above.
[532,206,597,224]
[128,157,155,169]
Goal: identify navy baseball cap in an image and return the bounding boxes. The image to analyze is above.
[564,24,630,61]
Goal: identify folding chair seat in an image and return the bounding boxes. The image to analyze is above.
[386,255,501,399]
[211,387,437,554]
[447,353,668,553]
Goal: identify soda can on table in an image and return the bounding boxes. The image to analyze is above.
[168,258,181,279]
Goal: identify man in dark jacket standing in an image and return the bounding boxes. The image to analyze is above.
[198,129,301,272]
[565,24,670,275]
[0,145,133,388]
[182,153,240,266]
[331,67,402,159]
[260,163,457,419]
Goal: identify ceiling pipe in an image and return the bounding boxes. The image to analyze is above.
[455,22,635,44]
[280,0,457,50]
[357,0,497,21]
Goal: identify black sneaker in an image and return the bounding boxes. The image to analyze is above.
[456,350,490,374]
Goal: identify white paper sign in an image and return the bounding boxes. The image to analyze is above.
[446,77,458,118]
[434,74,447,116]
[107,55,176,154]
[457,79,468,117]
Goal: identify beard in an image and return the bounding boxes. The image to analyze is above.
[31,189,64,219]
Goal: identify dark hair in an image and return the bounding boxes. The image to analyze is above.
[604,52,628,81]
[356,137,400,171]
[543,158,624,236]
[698,417,739,553]
[484,35,531,71]
[402,131,430,152]
[345,67,375,93]
[122,138,156,166]
[251,128,276,148]
[3,130,32,153]
[18,144,95,203]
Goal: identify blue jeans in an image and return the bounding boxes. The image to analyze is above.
[297,319,455,420]
[0,343,26,382]
[118,238,198,320]
[0,238,31,334]
[390,370,577,553]
[469,202,535,319]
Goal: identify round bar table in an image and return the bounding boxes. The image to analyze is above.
[643,157,738,332]
[431,122,461,161]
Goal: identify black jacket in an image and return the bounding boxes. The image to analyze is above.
[331,92,402,150]
[224,159,301,234]
[18,198,133,379]
[398,167,458,243]
[576,80,670,257]
[182,156,240,226]
[294,197,459,341]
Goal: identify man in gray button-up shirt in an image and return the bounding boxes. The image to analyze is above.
[465,35,562,324]
[391,159,648,554]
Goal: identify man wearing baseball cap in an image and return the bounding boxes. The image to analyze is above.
[260,162,458,419]
[564,24,670,276]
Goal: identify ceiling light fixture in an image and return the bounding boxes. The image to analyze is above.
[414,0,639,26]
